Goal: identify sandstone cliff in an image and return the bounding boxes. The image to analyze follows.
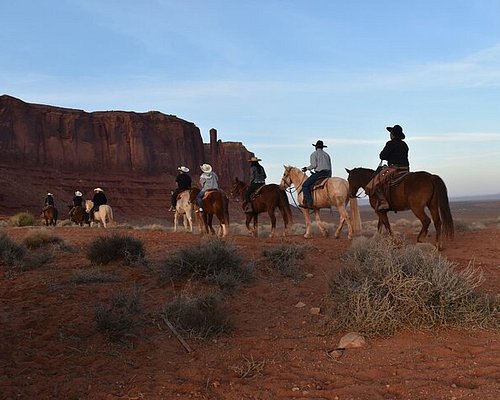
[0,95,253,220]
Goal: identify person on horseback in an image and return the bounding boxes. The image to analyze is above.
[91,187,107,218]
[43,192,55,210]
[196,163,219,212]
[372,124,410,211]
[301,140,332,208]
[169,166,192,212]
[243,156,267,213]
[69,190,84,219]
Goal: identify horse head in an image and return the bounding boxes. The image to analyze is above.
[345,167,376,198]
[84,199,94,212]
[229,177,246,199]
[280,165,305,190]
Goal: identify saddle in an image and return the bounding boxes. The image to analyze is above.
[311,177,329,191]
[365,166,409,195]
[249,184,266,201]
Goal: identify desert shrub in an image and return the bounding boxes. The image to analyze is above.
[87,234,146,265]
[9,212,36,227]
[159,238,253,291]
[94,288,142,339]
[71,268,121,284]
[262,243,308,278]
[22,250,54,269]
[328,236,499,337]
[163,292,232,338]
[0,233,26,265]
[23,230,64,249]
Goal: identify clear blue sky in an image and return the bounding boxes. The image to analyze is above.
[2,0,500,197]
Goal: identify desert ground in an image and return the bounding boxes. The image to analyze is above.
[1,200,499,400]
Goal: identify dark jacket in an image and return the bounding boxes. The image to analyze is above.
[176,173,192,190]
[249,163,267,184]
[379,139,409,167]
[45,195,55,206]
[92,192,107,207]
[73,195,83,207]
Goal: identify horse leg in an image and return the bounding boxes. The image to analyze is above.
[376,211,392,236]
[173,211,178,232]
[253,213,259,238]
[268,208,276,238]
[413,207,432,244]
[335,203,352,239]
[245,213,254,236]
[301,209,313,238]
[314,209,329,237]
[208,214,215,235]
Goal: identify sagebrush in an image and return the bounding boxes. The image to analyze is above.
[9,212,36,227]
[87,234,146,265]
[0,233,26,265]
[262,243,308,278]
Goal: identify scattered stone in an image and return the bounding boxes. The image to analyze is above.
[305,273,314,278]
[295,301,306,308]
[310,307,321,315]
[337,332,367,349]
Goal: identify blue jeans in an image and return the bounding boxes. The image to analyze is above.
[196,191,205,208]
[302,170,331,206]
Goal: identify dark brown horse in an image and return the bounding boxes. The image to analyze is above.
[41,205,58,226]
[68,205,90,226]
[229,178,293,237]
[189,188,230,237]
[345,167,454,249]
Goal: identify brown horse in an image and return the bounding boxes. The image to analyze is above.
[229,178,293,237]
[41,205,58,226]
[345,167,454,249]
[280,166,361,239]
[68,205,90,226]
[189,188,230,237]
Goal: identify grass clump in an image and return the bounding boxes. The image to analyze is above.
[163,292,232,339]
[159,238,252,292]
[327,236,499,337]
[9,212,36,227]
[0,233,26,265]
[87,234,146,265]
[94,288,142,340]
[23,230,64,249]
[262,243,308,278]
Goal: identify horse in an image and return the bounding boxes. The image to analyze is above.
[173,190,193,233]
[189,188,230,237]
[279,166,361,239]
[229,178,293,237]
[84,200,114,228]
[68,205,90,226]
[345,167,454,250]
[41,205,58,226]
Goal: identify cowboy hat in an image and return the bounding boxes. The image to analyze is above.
[386,124,405,139]
[75,190,83,196]
[178,166,190,173]
[248,156,262,162]
[94,187,103,192]
[47,192,53,196]
[313,140,327,148]
[200,164,212,173]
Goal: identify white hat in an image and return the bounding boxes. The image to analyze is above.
[94,187,103,192]
[47,192,53,196]
[178,166,190,173]
[200,164,212,173]
[75,190,83,196]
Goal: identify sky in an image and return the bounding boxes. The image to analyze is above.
[2,0,500,197]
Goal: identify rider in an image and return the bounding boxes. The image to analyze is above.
[301,140,332,208]
[243,156,267,213]
[196,163,219,213]
[91,187,108,217]
[69,190,84,219]
[44,192,55,210]
[372,124,410,211]
[169,166,192,212]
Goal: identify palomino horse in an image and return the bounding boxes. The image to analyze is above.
[189,188,229,237]
[229,178,293,237]
[173,190,193,233]
[41,205,58,226]
[279,166,361,239]
[84,200,114,228]
[345,167,454,250]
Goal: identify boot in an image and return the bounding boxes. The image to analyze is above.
[375,189,389,211]
[168,206,175,212]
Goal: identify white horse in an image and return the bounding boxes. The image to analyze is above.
[173,190,193,232]
[279,165,361,239]
[85,199,114,228]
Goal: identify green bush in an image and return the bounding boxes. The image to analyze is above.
[159,238,253,292]
[87,234,146,265]
[327,236,499,337]
[0,233,26,265]
[9,212,36,227]
[163,292,232,339]
[23,230,64,249]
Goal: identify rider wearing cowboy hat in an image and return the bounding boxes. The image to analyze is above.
[91,187,107,217]
[69,190,84,219]
[243,156,267,213]
[169,166,192,211]
[43,192,55,210]
[196,163,219,212]
[301,140,332,208]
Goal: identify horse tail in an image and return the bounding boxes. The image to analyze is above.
[433,175,454,239]
[108,206,114,223]
[279,189,293,224]
[349,197,362,234]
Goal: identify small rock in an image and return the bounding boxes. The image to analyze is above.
[294,301,306,308]
[305,273,314,278]
[310,307,321,315]
[337,332,367,349]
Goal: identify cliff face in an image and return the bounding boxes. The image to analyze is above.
[0,95,253,219]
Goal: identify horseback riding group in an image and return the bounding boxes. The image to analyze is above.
[41,187,114,228]
[171,123,454,248]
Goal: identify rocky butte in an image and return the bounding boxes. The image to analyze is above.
[0,95,253,221]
